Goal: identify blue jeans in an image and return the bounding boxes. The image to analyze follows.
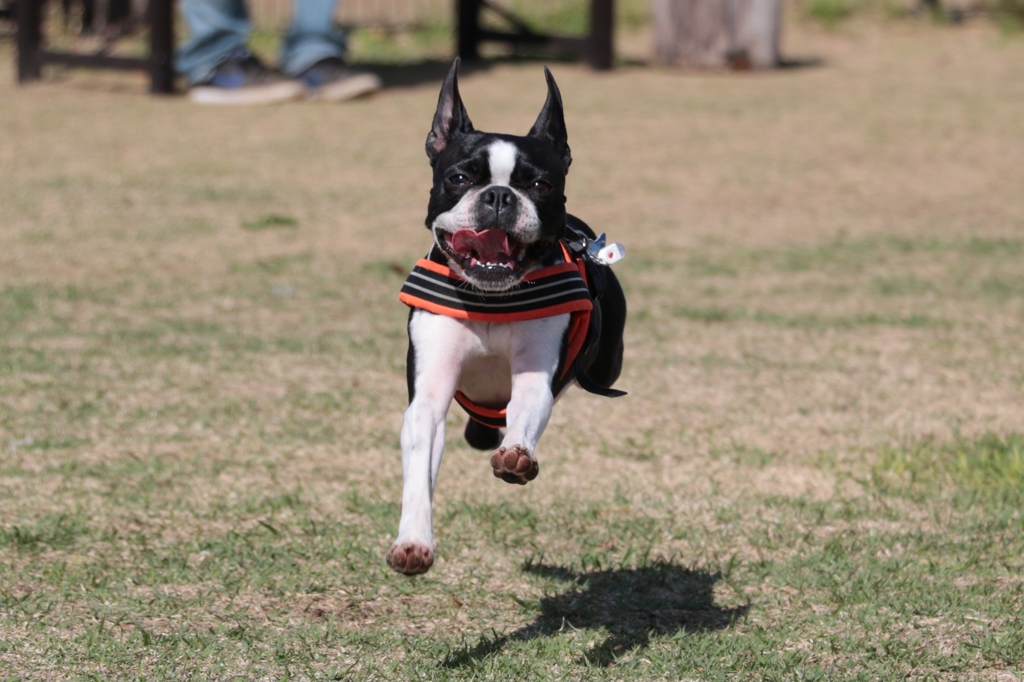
[176,0,347,84]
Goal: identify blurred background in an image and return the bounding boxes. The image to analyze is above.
[5,0,1024,70]
[1,1,1023,679]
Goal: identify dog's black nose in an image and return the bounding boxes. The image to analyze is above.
[481,186,517,216]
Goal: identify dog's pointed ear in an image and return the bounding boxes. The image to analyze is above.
[426,58,475,165]
[527,67,571,172]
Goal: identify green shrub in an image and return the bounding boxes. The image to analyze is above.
[804,0,856,27]
[993,0,1024,31]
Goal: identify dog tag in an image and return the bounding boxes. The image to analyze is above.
[587,233,625,265]
[597,243,625,265]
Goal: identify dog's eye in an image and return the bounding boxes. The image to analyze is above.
[448,174,472,187]
[532,180,552,195]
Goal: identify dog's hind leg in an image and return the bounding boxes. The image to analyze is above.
[464,419,502,450]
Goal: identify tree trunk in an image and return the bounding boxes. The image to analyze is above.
[653,0,782,70]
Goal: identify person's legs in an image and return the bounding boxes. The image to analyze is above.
[278,0,347,77]
[280,0,381,101]
[175,0,250,84]
[177,0,304,104]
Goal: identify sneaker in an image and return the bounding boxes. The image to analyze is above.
[189,53,304,105]
[296,58,382,102]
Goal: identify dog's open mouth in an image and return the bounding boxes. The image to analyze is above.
[448,228,525,270]
[441,228,532,285]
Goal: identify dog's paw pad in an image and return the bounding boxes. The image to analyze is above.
[490,445,539,485]
[386,541,434,575]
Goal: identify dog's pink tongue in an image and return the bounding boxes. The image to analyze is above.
[451,228,511,262]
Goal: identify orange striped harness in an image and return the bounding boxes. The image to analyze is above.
[399,244,593,428]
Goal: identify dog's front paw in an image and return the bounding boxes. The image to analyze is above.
[491,445,539,485]
[386,541,434,575]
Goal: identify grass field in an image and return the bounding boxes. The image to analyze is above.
[2,10,1024,681]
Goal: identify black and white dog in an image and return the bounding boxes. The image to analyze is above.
[387,59,626,575]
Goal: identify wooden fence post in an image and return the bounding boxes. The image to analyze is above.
[16,0,44,82]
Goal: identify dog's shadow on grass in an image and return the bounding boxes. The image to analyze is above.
[442,559,749,668]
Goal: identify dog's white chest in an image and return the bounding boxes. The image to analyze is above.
[408,310,570,407]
